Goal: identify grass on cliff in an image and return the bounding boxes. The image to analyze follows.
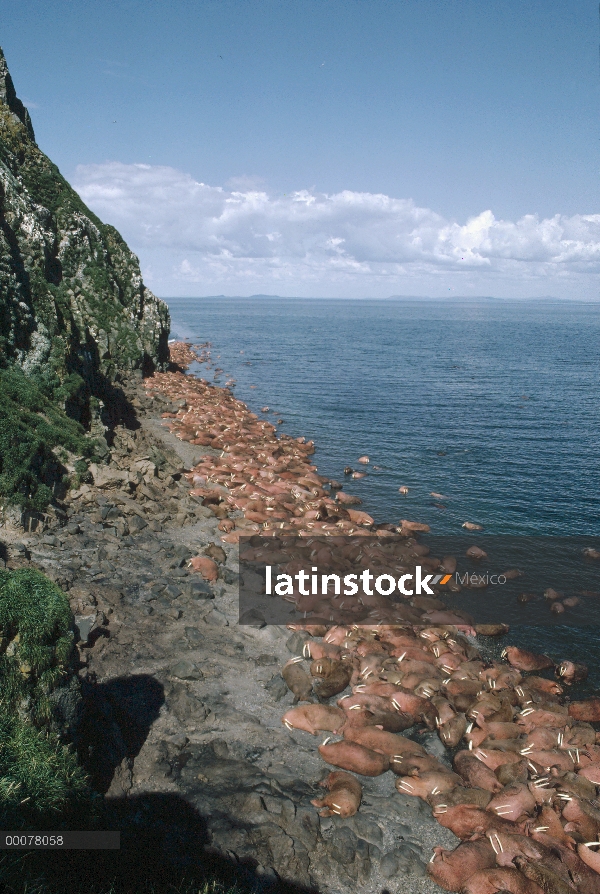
[0,365,94,510]
[0,568,92,829]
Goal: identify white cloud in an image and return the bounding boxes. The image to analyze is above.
[73,161,600,297]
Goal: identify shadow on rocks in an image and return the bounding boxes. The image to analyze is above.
[79,674,165,794]
[0,793,320,894]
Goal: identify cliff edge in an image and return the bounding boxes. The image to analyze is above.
[0,46,170,385]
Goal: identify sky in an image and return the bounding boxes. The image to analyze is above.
[3,0,600,298]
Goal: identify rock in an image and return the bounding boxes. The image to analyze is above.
[380,851,400,879]
[330,827,359,870]
[128,516,148,534]
[256,654,278,666]
[348,814,383,848]
[170,660,203,680]
[265,674,288,701]
[238,608,266,628]
[186,579,214,600]
[205,608,229,627]
[184,627,205,646]
[74,613,97,645]
[286,631,308,654]
[88,465,129,490]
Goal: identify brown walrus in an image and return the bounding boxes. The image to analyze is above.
[310,770,362,818]
[282,658,313,702]
[318,739,390,776]
[568,697,600,722]
[501,646,553,672]
[427,839,496,891]
[556,661,588,684]
[281,704,345,735]
[462,867,545,894]
[453,751,503,793]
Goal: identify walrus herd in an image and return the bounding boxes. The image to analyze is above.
[146,343,600,894]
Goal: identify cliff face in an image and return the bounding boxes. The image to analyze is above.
[0,47,170,385]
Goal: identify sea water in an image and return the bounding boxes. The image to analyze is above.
[167,297,600,680]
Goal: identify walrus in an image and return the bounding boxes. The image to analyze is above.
[486,783,537,823]
[514,856,576,894]
[281,704,345,735]
[318,740,390,776]
[390,752,449,777]
[204,542,227,564]
[428,785,492,811]
[561,795,600,841]
[310,658,353,698]
[453,751,503,793]
[433,803,521,840]
[577,843,600,881]
[475,623,510,636]
[188,555,219,580]
[496,759,529,786]
[568,698,600,722]
[473,748,523,771]
[529,807,577,850]
[310,770,362,817]
[438,712,468,747]
[555,662,589,691]
[545,839,600,894]
[554,770,597,802]
[501,646,554,672]
[427,839,496,891]
[282,658,313,701]
[395,769,462,800]
[343,726,425,757]
[462,867,545,894]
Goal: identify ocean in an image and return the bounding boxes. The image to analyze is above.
[167,297,600,683]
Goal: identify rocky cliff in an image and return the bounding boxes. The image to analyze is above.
[0,47,170,386]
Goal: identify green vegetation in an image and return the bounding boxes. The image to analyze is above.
[0,569,93,830]
[0,567,74,718]
[0,366,94,510]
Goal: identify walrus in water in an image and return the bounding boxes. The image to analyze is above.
[556,660,588,685]
[501,646,553,672]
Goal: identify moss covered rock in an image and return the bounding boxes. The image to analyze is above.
[0,46,170,382]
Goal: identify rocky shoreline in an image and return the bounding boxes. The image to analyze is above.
[3,350,600,894]
[0,361,454,894]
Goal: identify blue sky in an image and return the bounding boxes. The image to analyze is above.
[3,0,599,298]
